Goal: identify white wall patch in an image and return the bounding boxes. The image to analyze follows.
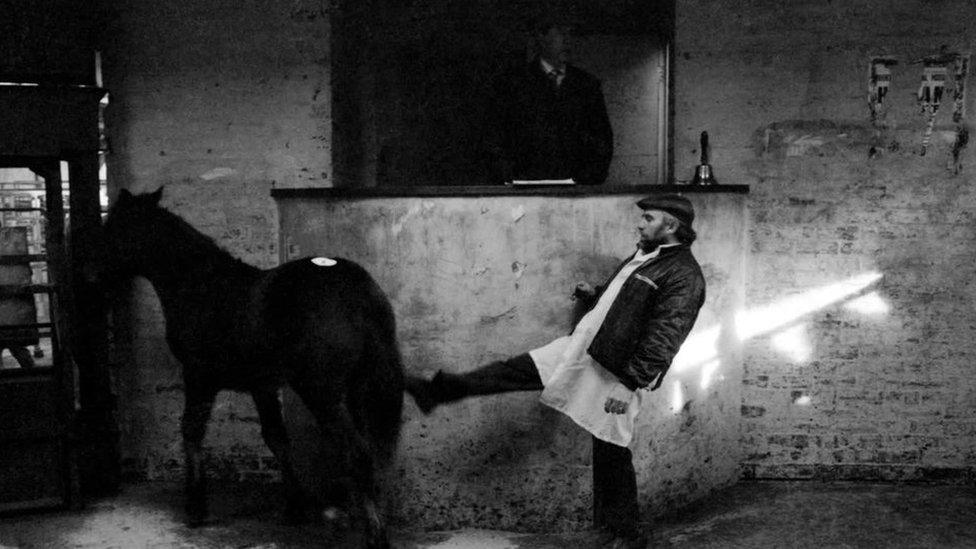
[200,167,237,181]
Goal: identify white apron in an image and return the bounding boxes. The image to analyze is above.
[530,245,670,447]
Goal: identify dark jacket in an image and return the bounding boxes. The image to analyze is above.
[586,245,706,391]
[482,58,614,185]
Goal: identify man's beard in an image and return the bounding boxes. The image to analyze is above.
[638,236,665,252]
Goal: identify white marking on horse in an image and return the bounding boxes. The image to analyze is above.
[311,257,337,267]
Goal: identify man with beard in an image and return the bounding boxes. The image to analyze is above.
[405,194,706,549]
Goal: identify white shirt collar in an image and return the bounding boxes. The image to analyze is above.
[539,57,565,77]
[633,242,681,261]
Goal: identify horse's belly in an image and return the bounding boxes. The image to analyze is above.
[169,338,282,392]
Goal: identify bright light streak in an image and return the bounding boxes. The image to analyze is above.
[671,381,685,414]
[699,359,720,390]
[771,324,812,363]
[671,326,720,373]
[735,272,882,341]
[669,271,882,391]
[843,291,890,315]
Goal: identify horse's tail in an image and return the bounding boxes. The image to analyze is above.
[265,257,404,464]
[359,279,405,466]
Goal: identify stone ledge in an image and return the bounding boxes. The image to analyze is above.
[271,184,749,199]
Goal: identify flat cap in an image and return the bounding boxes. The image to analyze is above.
[636,193,695,227]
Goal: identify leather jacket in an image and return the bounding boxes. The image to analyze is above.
[585,244,706,391]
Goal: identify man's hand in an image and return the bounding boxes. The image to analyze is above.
[647,366,666,391]
[573,282,596,300]
[603,385,633,415]
[604,396,628,414]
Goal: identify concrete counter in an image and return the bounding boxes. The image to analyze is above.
[275,189,747,531]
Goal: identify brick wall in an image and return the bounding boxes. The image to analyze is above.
[676,0,976,481]
[103,0,976,500]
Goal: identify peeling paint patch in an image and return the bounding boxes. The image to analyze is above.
[199,167,237,181]
[511,205,525,222]
[785,134,825,157]
[869,57,897,126]
[756,121,876,159]
[950,126,969,174]
[788,197,816,206]
[392,203,423,237]
[480,306,517,324]
[511,261,526,279]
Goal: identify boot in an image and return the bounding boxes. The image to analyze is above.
[404,371,467,414]
[405,355,541,414]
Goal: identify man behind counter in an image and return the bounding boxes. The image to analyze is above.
[482,11,614,185]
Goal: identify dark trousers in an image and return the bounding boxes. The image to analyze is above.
[451,353,640,536]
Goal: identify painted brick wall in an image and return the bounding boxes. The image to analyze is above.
[102,0,331,481]
[676,0,976,481]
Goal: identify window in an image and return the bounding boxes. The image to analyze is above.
[331,0,674,187]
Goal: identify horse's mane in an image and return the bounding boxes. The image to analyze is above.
[142,203,257,275]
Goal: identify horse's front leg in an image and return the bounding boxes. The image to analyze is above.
[251,386,310,523]
[182,384,217,526]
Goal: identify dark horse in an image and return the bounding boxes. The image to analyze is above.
[96,188,403,548]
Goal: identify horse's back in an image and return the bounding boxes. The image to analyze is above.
[260,256,403,453]
[262,256,394,330]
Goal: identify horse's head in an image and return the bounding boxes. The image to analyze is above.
[86,187,165,285]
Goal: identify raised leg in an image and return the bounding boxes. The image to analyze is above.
[182,385,216,526]
[290,382,389,549]
[251,386,310,523]
[405,352,542,414]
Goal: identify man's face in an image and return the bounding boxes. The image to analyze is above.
[637,209,675,250]
[537,25,572,67]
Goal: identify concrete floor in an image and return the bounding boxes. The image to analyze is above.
[1,480,975,548]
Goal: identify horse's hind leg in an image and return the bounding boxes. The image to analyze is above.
[251,386,309,523]
[182,385,217,526]
[290,383,389,549]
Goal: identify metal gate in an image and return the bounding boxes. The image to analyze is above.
[0,163,76,512]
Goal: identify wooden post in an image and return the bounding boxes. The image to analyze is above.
[66,152,119,496]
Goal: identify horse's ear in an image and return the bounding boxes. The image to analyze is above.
[148,187,163,205]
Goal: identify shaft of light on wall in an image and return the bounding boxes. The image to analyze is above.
[699,359,721,390]
[671,381,685,414]
[735,271,883,341]
[669,270,884,393]
[843,291,890,315]
[671,326,720,374]
[771,324,812,363]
